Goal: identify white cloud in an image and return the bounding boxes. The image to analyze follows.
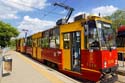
[0,3,18,19]
[69,5,118,21]
[1,0,48,11]
[0,0,49,19]
[91,5,118,16]
[18,16,55,38]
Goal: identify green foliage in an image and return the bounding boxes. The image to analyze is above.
[104,10,125,31]
[0,21,19,47]
[10,39,17,50]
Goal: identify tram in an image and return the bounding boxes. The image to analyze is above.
[16,14,118,82]
[16,38,25,53]
[116,25,125,61]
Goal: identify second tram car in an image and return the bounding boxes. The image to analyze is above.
[16,38,25,53]
[16,15,118,82]
[117,25,125,61]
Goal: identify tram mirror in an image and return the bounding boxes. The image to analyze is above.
[84,24,89,36]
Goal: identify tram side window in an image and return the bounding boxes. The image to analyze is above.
[37,38,41,47]
[55,35,60,48]
[27,38,32,47]
[41,38,44,48]
[49,28,60,48]
[26,38,28,46]
[29,38,32,46]
[41,37,49,48]
[50,36,56,48]
[41,31,49,48]
[50,29,56,48]
[55,28,60,48]
[63,33,70,49]
[26,38,29,46]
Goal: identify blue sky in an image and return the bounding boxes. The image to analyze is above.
[0,0,124,38]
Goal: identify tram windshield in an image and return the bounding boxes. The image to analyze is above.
[96,21,116,50]
[87,20,116,50]
[88,21,99,49]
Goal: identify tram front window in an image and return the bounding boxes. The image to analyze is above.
[88,21,99,49]
[96,21,116,50]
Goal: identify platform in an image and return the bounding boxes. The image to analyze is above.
[1,51,80,83]
[117,61,125,76]
[0,50,125,83]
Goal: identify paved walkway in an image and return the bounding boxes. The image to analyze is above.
[117,61,125,76]
[1,51,52,83]
[1,51,80,83]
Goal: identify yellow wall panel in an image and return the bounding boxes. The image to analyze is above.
[60,22,82,33]
[117,47,125,53]
[20,38,25,53]
[37,47,42,60]
[62,49,71,70]
[33,47,37,59]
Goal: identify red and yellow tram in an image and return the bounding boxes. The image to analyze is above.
[16,15,118,82]
[32,32,42,61]
[16,38,25,53]
[116,25,125,60]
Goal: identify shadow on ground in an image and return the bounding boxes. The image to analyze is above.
[2,73,10,77]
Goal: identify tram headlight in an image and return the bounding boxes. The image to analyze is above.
[115,59,118,65]
[104,61,107,68]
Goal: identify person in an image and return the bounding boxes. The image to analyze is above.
[90,40,99,48]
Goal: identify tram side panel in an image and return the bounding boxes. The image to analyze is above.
[41,28,62,69]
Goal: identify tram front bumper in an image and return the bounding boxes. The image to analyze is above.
[100,65,118,73]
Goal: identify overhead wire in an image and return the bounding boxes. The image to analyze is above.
[40,0,68,19]
[6,0,68,20]
[7,0,65,16]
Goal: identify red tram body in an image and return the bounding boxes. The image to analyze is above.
[16,15,118,82]
[117,25,125,61]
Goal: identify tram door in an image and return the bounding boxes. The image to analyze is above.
[71,32,81,72]
[63,31,81,72]
[32,39,37,59]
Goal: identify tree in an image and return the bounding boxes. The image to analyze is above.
[0,21,19,47]
[104,10,125,31]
